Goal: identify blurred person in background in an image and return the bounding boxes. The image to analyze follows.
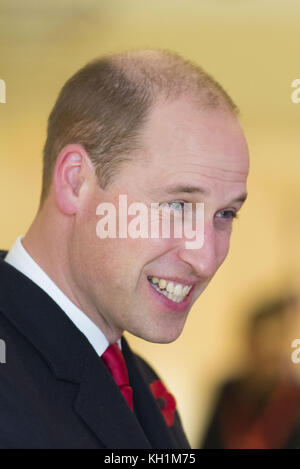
[200,293,300,449]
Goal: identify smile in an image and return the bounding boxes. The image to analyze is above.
[147,276,192,303]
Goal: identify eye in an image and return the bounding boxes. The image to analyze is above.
[216,209,238,220]
[159,201,186,211]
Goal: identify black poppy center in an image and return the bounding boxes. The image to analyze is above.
[157,396,167,409]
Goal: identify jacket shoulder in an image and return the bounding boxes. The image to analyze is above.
[0,251,8,261]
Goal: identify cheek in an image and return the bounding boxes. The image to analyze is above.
[215,230,232,267]
[94,237,148,291]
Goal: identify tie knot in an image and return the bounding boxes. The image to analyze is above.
[102,344,130,388]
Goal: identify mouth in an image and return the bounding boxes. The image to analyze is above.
[147,275,193,304]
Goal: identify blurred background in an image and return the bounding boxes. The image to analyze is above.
[1,0,300,448]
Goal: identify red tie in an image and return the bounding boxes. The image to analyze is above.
[101,344,134,411]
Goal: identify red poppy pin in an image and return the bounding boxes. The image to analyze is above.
[149,379,176,426]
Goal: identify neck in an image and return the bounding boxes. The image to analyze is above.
[22,203,123,344]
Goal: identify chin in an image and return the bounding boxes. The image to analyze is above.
[132,325,185,344]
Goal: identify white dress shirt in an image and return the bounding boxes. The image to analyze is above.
[4,236,120,356]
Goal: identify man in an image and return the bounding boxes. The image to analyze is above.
[0,50,249,448]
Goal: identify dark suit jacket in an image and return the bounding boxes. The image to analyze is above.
[0,250,190,449]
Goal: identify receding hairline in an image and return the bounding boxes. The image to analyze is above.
[107,48,239,113]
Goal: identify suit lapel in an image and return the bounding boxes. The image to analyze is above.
[74,347,151,448]
[122,338,179,449]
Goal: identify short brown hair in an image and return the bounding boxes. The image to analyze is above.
[41,49,238,204]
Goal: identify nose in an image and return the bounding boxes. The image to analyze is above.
[177,222,218,280]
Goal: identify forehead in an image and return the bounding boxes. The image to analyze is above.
[144,97,248,166]
[133,97,249,192]
[110,97,249,199]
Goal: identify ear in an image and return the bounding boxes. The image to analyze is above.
[54,144,94,215]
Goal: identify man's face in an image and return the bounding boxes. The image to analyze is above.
[71,97,249,343]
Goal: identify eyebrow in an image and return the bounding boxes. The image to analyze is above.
[164,184,248,205]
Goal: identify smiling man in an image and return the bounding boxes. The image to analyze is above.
[0,50,249,448]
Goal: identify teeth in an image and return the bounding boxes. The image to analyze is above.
[148,276,193,303]
[174,284,183,296]
[159,279,167,289]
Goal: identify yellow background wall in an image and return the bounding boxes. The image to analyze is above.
[1,1,300,447]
